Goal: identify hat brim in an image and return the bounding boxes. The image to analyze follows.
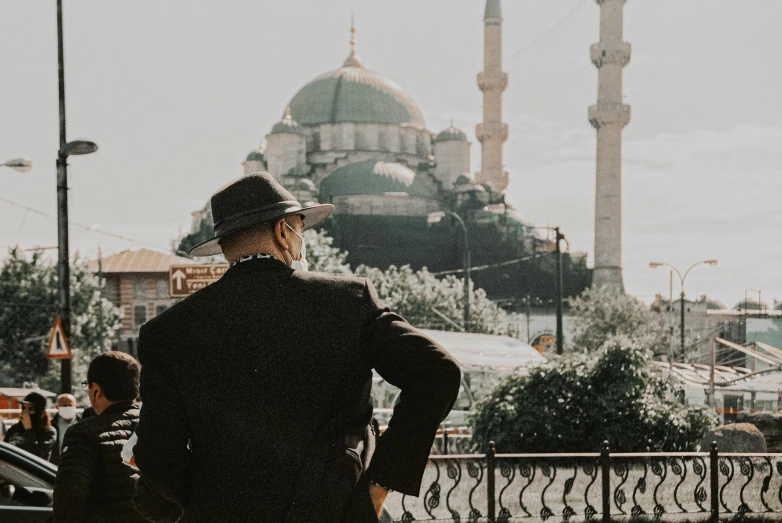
[188,203,334,257]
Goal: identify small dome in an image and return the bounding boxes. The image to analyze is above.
[297,178,317,192]
[434,122,468,143]
[319,160,434,198]
[245,148,265,162]
[271,107,305,136]
[454,174,473,186]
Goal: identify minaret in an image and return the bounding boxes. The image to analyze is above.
[588,0,631,291]
[476,0,509,191]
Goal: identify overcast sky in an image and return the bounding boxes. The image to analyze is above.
[1,0,780,308]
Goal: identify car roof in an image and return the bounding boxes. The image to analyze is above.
[0,441,57,482]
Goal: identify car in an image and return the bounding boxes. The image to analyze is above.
[0,441,55,523]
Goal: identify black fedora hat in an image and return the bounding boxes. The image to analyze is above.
[189,172,334,257]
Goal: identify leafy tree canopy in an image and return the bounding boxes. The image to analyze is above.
[0,248,120,389]
[354,265,519,337]
[471,337,717,452]
[570,286,669,354]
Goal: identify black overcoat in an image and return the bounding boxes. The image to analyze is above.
[133,256,461,523]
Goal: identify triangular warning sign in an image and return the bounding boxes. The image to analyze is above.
[46,317,72,360]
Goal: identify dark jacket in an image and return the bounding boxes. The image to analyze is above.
[50,411,83,466]
[133,256,461,523]
[53,402,146,523]
[4,420,57,460]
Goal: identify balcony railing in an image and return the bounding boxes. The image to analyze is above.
[383,442,782,522]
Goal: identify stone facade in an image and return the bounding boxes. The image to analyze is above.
[590,0,631,291]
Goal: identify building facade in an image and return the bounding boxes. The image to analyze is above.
[90,249,193,355]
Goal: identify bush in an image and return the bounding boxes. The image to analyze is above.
[471,337,717,453]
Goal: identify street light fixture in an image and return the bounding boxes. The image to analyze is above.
[62,140,98,157]
[428,211,470,331]
[649,259,718,361]
[1,158,33,173]
[56,0,98,394]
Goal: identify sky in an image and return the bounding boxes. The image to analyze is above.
[1,0,781,308]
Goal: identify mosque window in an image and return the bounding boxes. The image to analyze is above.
[134,280,146,299]
[156,280,169,299]
[133,305,147,329]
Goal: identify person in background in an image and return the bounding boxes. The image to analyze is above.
[53,352,146,523]
[50,393,81,465]
[4,392,57,460]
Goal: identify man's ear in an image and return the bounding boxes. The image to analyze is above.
[273,218,292,252]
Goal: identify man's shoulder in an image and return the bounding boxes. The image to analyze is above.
[293,271,367,291]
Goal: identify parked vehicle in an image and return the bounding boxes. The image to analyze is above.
[0,441,55,522]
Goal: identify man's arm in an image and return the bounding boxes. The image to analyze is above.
[133,323,192,507]
[53,426,97,523]
[361,279,462,496]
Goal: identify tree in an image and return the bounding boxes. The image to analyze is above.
[0,248,121,388]
[471,337,717,452]
[303,229,351,275]
[354,264,520,336]
[570,286,669,354]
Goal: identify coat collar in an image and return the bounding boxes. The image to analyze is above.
[100,401,137,417]
[223,253,292,277]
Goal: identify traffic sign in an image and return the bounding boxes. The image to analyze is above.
[46,317,72,359]
[169,264,229,298]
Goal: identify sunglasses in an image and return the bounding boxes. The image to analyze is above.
[81,380,91,391]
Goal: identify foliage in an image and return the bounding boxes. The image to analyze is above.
[471,337,717,452]
[570,286,669,353]
[354,265,520,336]
[303,229,351,274]
[0,248,121,388]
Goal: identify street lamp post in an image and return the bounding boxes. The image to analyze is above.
[534,227,567,355]
[428,211,470,331]
[554,227,565,355]
[1,158,33,173]
[57,0,98,393]
[649,259,718,361]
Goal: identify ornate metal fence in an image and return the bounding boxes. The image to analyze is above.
[382,443,782,522]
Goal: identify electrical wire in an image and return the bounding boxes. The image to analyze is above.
[430,251,554,277]
[507,0,588,62]
[0,196,174,253]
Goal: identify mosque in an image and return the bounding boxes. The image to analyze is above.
[178,0,591,302]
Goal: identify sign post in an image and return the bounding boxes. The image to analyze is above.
[169,264,229,298]
[46,317,72,359]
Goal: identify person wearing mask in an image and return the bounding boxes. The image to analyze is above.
[133,173,461,522]
[49,393,81,465]
[4,391,57,460]
[53,352,146,523]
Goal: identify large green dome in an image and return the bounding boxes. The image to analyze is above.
[319,160,435,199]
[287,52,427,129]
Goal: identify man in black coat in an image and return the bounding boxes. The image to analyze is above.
[54,352,146,523]
[133,173,462,523]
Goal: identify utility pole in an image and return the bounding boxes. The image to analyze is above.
[56,0,72,394]
[555,227,564,355]
[669,270,675,367]
[680,290,686,361]
[55,0,98,393]
[97,246,104,352]
[709,338,716,409]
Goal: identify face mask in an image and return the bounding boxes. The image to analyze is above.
[285,223,309,272]
[58,406,77,421]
